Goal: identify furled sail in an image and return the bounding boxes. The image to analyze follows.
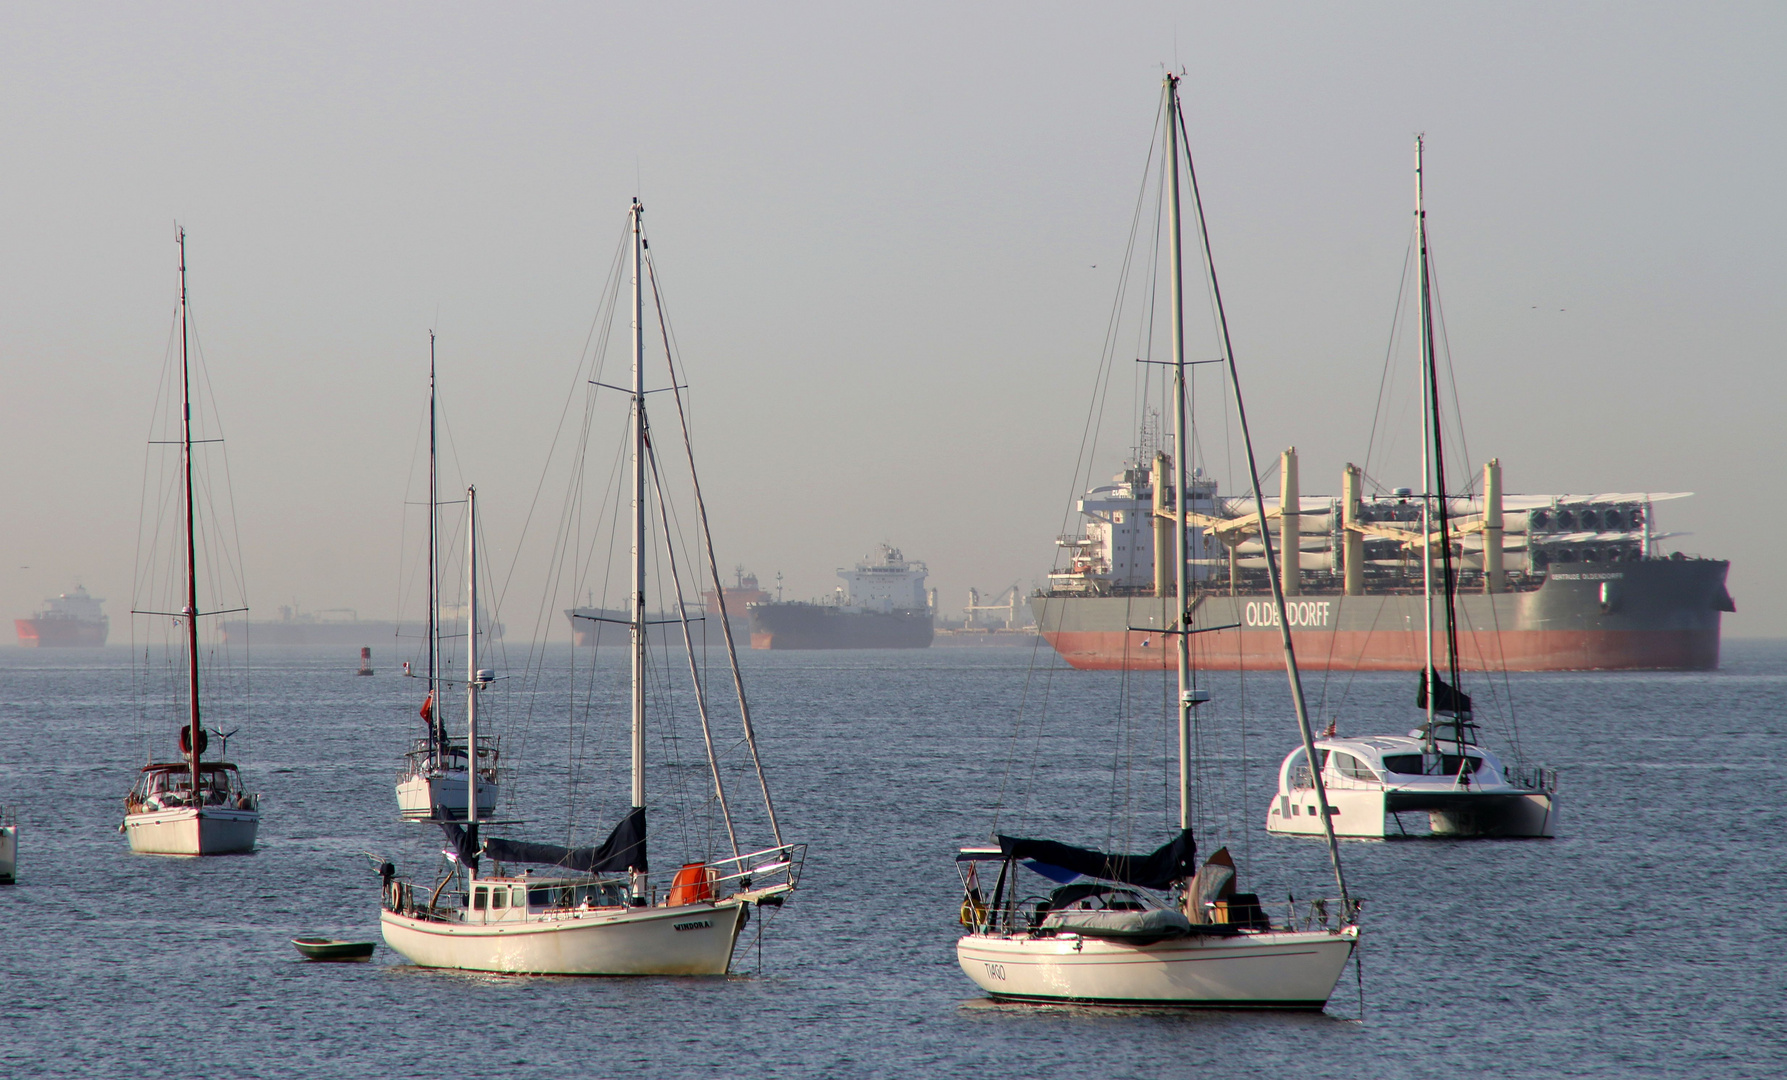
[995,829,1195,891]
[439,807,647,875]
[1416,668,1472,718]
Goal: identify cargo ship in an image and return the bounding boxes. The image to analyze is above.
[1033,450,1732,672]
[564,568,768,647]
[748,546,934,650]
[15,585,108,647]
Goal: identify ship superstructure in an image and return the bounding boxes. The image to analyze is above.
[15,585,108,647]
[1034,450,1732,671]
[748,545,934,649]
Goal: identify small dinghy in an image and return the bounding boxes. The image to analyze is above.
[292,937,376,962]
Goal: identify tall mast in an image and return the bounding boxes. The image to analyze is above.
[628,198,647,896]
[1164,77,1193,833]
[1172,76,1350,907]
[428,332,440,767]
[1415,136,1437,752]
[179,227,201,794]
[464,485,479,848]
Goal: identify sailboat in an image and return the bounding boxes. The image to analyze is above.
[122,228,261,856]
[0,807,16,883]
[378,200,802,976]
[394,334,499,822]
[955,76,1358,1008]
[1265,137,1557,840]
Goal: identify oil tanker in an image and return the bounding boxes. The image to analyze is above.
[1034,450,1732,672]
[748,546,934,650]
[15,585,108,647]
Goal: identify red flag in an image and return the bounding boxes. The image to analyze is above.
[420,692,434,722]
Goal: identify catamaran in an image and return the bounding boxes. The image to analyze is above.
[378,200,801,976]
[1265,137,1557,840]
[122,228,261,856]
[955,75,1358,1008]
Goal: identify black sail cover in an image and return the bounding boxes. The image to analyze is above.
[437,806,647,875]
[1416,668,1473,718]
[996,829,1195,891]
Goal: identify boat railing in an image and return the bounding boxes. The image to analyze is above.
[1503,763,1557,793]
[661,843,807,899]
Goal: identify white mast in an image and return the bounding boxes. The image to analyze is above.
[1164,77,1193,832]
[1415,135,1437,752]
[465,484,479,845]
[629,198,647,900]
[428,332,440,769]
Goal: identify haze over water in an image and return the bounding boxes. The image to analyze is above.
[2,641,1782,1078]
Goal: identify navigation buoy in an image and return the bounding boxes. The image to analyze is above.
[356,646,374,676]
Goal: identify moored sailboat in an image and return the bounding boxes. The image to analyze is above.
[378,200,802,976]
[1265,137,1556,840]
[122,228,260,857]
[394,334,499,822]
[955,75,1358,1009]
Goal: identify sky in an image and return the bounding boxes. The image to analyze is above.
[3,2,1783,639]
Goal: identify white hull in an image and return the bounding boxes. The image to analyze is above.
[395,772,498,820]
[957,926,1358,1008]
[0,826,14,883]
[1268,786,1556,839]
[381,899,748,975]
[124,806,259,855]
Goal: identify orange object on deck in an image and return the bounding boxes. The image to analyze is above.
[667,862,715,906]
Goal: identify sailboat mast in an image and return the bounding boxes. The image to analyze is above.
[179,227,202,794]
[1415,136,1438,751]
[1164,77,1193,833]
[629,199,647,841]
[1171,76,1350,907]
[465,485,478,836]
[428,332,440,767]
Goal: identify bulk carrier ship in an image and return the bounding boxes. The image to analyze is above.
[748,545,934,650]
[15,585,108,647]
[1033,450,1732,672]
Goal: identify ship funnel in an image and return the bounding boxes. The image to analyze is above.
[1342,463,1363,596]
[1280,447,1300,595]
[1484,458,1505,593]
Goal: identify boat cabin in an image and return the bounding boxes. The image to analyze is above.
[128,762,255,812]
[453,874,631,925]
[1278,735,1507,798]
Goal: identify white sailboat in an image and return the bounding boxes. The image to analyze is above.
[394,334,499,822]
[379,200,802,976]
[123,228,261,857]
[955,75,1358,1009]
[0,807,16,883]
[1265,137,1556,840]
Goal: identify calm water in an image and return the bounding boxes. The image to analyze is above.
[2,639,1783,1078]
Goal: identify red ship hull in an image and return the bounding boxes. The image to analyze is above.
[15,617,108,647]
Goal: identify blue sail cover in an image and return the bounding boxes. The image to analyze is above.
[438,807,648,875]
[996,829,1195,891]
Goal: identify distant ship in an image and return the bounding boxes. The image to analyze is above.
[15,585,108,647]
[1033,451,1734,672]
[748,546,934,650]
[220,605,496,647]
[564,568,768,647]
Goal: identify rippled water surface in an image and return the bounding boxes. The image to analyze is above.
[2,640,1783,1078]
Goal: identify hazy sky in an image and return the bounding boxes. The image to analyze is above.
[4,2,1783,638]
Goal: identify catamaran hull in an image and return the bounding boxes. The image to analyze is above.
[379,900,749,976]
[124,806,259,855]
[956,927,1357,1009]
[1267,787,1556,838]
[0,826,15,883]
[394,773,498,820]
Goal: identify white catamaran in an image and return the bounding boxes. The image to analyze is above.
[378,200,801,976]
[1265,137,1557,841]
[123,228,261,857]
[955,75,1358,1008]
[394,335,499,823]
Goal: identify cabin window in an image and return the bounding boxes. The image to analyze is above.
[529,886,553,908]
[472,888,487,911]
[491,888,507,910]
[1333,753,1378,781]
[511,887,526,908]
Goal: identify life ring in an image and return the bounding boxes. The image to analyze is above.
[960,892,987,927]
